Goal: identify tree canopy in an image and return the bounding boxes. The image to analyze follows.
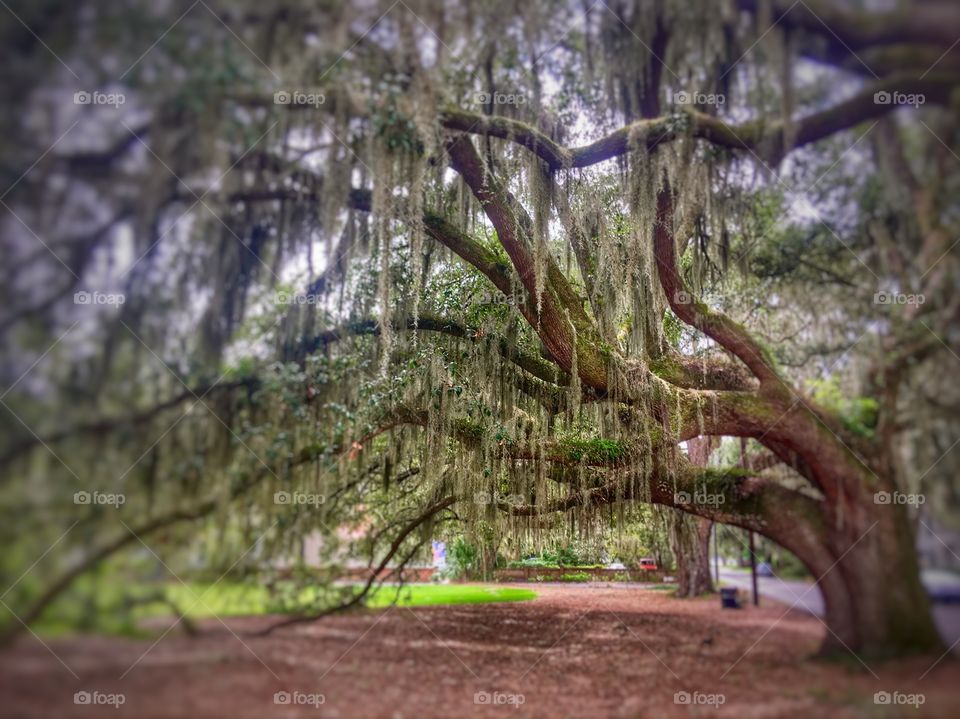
[1,0,959,656]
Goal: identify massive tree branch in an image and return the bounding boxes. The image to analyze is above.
[736,0,960,51]
[305,314,567,387]
[653,182,783,388]
[445,135,610,390]
[648,352,759,392]
[346,188,525,309]
[502,453,824,540]
[439,72,956,170]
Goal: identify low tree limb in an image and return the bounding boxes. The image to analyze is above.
[253,494,456,636]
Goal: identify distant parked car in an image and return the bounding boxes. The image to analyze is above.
[607,561,626,570]
[638,558,658,571]
[922,569,960,603]
[757,562,774,577]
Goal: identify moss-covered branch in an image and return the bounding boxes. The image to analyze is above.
[440,72,956,170]
[445,135,611,391]
[501,454,824,541]
[305,314,566,387]
[736,0,960,51]
[653,182,784,389]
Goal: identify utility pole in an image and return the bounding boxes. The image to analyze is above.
[713,523,720,583]
[741,437,759,606]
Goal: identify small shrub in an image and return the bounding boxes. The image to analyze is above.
[436,537,478,580]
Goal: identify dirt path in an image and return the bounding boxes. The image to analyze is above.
[1,584,958,718]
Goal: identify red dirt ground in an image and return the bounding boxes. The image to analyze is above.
[1,583,958,718]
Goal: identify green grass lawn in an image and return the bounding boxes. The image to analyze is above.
[161,581,536,616]
[32,581,536,637]
[366,583,536,607]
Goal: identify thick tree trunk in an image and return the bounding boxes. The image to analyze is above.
[670,512,714,598]
[821,501,940,657]
[653,439,943,657]
[670,437,716,598]
[762,487,942,658]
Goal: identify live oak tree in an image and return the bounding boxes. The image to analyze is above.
[2,0,959,658]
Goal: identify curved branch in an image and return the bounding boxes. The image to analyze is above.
[440,72,956,170]
[254,494,456,636]
[446,135,610,390]
[306,314,567,386]
[501,454,824,540]
[736,0,960,51]
[653,182,783,388]
[648,352,759,392]
[0,378,257,469]
[346,188,525,309]
[0,471,265,646]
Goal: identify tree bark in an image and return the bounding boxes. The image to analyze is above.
[818,497,941,657]
[670,512,714,598]
[670,437,716,598]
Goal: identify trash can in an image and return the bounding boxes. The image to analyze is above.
[720,587,740,609]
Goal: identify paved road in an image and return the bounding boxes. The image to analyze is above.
[718,568,960,650]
